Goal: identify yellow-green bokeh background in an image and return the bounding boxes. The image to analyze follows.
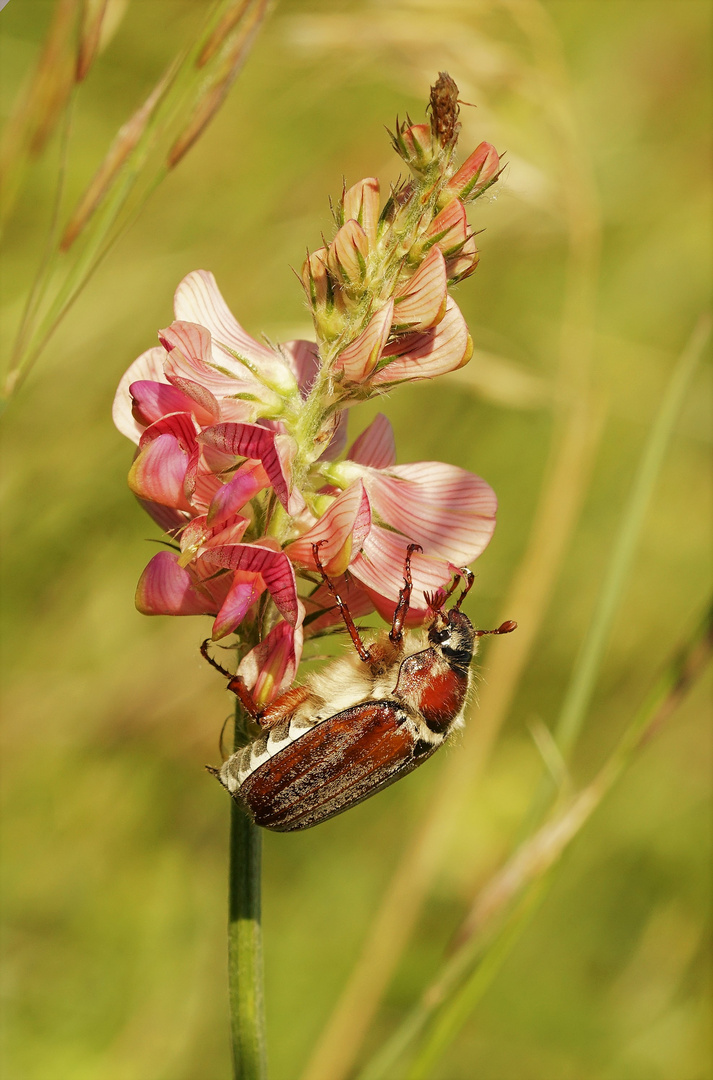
[1,2,711,1078]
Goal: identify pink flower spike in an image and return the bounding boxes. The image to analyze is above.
[238,610,305,704]
[173,270,298,396]
[440,141,500,205]
[206,461,269,526]
[128,433,192,510]
[327,219,369,287]
[211,572,265,640]
[198,422,299,513]
[113,345,167,444]
[343,178,380,246]
[333,301,394,382]
[284,480,371,576]
[202,544,300,626]
[393,248,447,331]
[135,550,218,616]
[371,297,472,386]
[347,413,396,469]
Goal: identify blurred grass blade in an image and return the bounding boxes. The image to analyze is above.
[0,0,80,226]
[168,0,269,168]
[60,65,173,250]
[357,599,713,1080]
[2,0,272,405]
[555,314,711,758]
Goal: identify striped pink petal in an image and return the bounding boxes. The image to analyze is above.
[350,527,453,619]
[207,461,269,526]
[138,412,198,451]
[173,270,297,395]
[201,543,300,626]
[279,339,320,397]
[238,609,305,703]
[135,550,220,616]
[347,413,396,469]
[371,297,472,386]
[284,480,371,576]
[212,572,266,640]
[393,248,447,331]
[327,219,369,286]
[160,324,274,408]
[333,301,394,382]
[128,433,192,510]
[303,575,375,637]
[343,177,380,246]
[440,141,500,204]
[113,345,167,444]
[365,461,497,565]
[136,499,190,536]
[129,379,216,428]
[198,423,298,512]
[427,198,468,255]
[179,513,250,565]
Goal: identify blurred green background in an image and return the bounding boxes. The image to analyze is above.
[1,1,710,1078]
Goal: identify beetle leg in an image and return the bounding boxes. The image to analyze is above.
[201,639,264,720]
[390,543,423,644]
[312,541,372,664]
[454,567,475,609]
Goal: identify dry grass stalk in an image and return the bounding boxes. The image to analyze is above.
[60,68,173,250]
[167,0,269,169]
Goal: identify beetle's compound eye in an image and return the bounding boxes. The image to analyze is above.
[431,626,452,645]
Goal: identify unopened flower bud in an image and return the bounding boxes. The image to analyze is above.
[390,121,436,177]
[438,141,501,207]
[326,219,370,290]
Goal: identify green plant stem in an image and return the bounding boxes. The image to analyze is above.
[228,796,267,1080]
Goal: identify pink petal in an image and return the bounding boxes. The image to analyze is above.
[173,270,297,395]
[212,572,266,639]
[303,575,375,637]
[327,219,369,286]
[317,410,349,462]
[370,297,472,385]
[207,461,269,526]
[238,610,305,703]
[350,527,453,618]
[198,423,300,514]
[427,198,468,255]
[201,544,299,626]
[136,498,190,535]
[135,550,219,616]
[128,434,192,510]
[393,248,447,331]
[113,346,167,444]
[334,301,394,383]
[179,513,250,564]
[441,141,500,204]
[284,480,371,575]
[160,327,272,408]
[138,412,198,452]
[279,339,320,397]
[129,379,216,428]
[342,177,380,246]
[347,413,396,469]
[366,461,498,564]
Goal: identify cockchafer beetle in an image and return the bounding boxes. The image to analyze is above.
[204,542,516,832]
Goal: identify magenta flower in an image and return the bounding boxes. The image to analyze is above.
[114,94,502,703]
